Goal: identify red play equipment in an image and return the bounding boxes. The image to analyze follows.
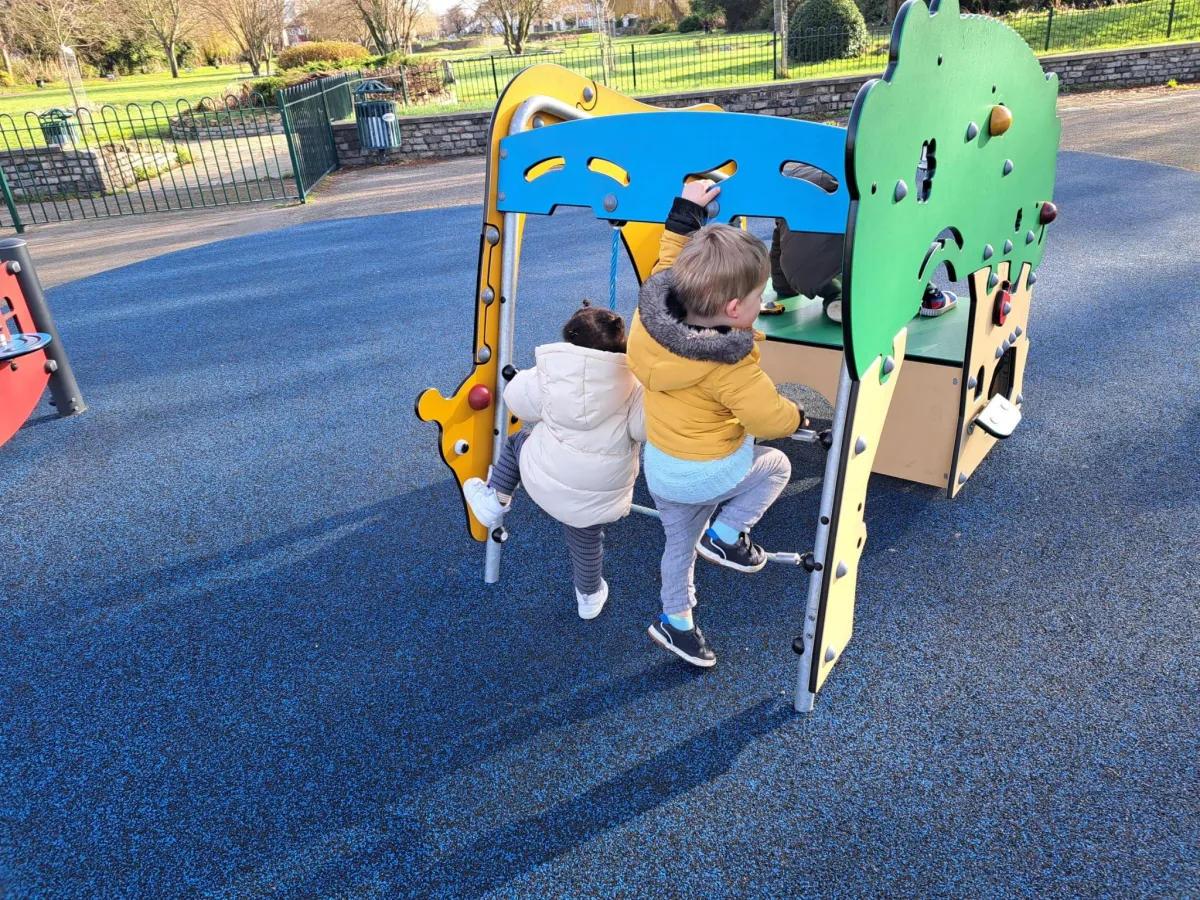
[0,238,84,447]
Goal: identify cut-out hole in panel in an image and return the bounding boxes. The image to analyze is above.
[685,159,738,183]
[780,161,838,193]
[870,182,877,194]
[915,139,936,203]
[974,365,986,401]
[524,156,565,182]
[1014,207,1023,232]
[916,227,963,282]
[989,346,1017,400]
[588,157,631,186]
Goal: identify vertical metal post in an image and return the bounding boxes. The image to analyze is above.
[794,360,852,713]
[490,56,501,98]
[277,92,307,202]
[0,165,24,234]
[1166,0,1176,38]
[1044,6,1054,51]
[775,0,788,79]
[484,210,520,584]
[0,238,85,416]
[399,66,411,106]
[631,45,637,90]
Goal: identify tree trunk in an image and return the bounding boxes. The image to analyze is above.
[168,41,179,77]
[1,45,12,78]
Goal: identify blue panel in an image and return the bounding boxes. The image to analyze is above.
[498,111,849,235]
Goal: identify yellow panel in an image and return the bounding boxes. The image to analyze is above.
[812,330,907,693]
[950,260,1032,496]
[415,65,720,541]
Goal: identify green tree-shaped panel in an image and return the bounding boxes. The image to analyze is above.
[842,0,1061,381]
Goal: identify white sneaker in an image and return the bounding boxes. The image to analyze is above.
[576,579,609,620]
[462,477,509,528]
[825,299,843,324]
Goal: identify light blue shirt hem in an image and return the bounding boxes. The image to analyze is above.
[644,436,754,505]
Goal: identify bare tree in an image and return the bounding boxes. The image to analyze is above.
[475,0,546,54]
[0,5,15,78]
[349,0,427,55]
[7,0,104,58]
[199,0,284,75]
[440,2,474,35]
[297,0,367,42]
[124,0,194,77]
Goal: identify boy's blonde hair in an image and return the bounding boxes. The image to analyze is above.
[672,223,770,318]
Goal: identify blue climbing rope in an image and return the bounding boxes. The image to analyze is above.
[609,225,620,311]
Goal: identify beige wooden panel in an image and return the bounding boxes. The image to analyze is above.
[762,340,960,490]
[813,329,908,693]
[951,261,1032,496]
[758,340,841,405]
[874,360,963,489]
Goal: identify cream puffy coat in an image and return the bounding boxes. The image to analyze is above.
[505,342,646,529]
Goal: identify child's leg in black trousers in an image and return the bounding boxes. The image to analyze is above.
[564,523,605,594]
[487,429,530,499]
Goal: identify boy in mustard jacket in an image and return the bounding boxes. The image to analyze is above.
[628,180,803,668]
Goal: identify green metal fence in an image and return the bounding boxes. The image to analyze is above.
[0,95,297,232]
[276,68,405,200]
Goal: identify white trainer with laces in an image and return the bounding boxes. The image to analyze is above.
[576,579,609,620]
[462,477,509,528]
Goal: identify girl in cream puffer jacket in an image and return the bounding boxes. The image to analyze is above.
[463,305,645,620]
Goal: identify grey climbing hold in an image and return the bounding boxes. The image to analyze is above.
[894,180,908,202]
[497,192,506,203]
[482,288,495,305]
[1017,393,1024,405]
[958,472,968,484]
[995,347,1004,359]
[1008,331,1017,343]
[582,86,595,102]
[532,115,545,128]
[983,244,994,261]
[1001,339,1010,351]
[835,561,848,578]
[1002,301,1012,315]
[1014,325,1023,337]
[1028,272,1038,286]
[485,226,500,245]
[882,356,896,375]
[988,272,999,290]
[499,148,508,159]
[1003,239,1013,254]
[705,200,720,219]
[477,345,492,363]
[967,422,976,434]
[1003,159,1013,176]
[967,376,977,390]
[855,437,867,454]
[824,646,837,663]
[1026,230,1036,244]
[603,193,618,212]
[966,122,979,140]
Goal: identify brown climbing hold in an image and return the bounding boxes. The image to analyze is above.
[1039,201,1058,224]
[989,105,1012,136]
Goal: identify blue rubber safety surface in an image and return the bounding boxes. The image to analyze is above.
[1,151,1197,899]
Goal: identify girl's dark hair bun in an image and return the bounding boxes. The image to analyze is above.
[562,305,627,353]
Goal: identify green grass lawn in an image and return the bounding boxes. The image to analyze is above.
[0,66,256,121]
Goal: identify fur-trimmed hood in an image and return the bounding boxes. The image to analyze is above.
[628,270,758,394]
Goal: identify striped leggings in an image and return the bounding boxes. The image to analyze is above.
[489,430,605,595]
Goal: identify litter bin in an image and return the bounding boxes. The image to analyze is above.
[39,108,80,146]
[352,80,402,151]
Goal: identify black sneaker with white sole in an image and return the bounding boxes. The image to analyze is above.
[649,617,717,668]
[697,530,768,573]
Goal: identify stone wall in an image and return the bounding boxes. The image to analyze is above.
[169,111,283,141]
[331,40,1200,167]
[0,143,180,199]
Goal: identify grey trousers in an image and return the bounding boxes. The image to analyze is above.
[488,429,605,595]
[650,446,792,616]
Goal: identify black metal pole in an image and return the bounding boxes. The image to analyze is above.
[490,56,500,98]
[1045,6,1054,51]
[0,238,86,416]
[1166,0,1176,39]
[631,45,637,90]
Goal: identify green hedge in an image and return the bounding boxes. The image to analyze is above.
[277,41,370,71]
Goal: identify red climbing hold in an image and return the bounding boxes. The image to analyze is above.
[467,384,492,410]
[1039,201,1058,224]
